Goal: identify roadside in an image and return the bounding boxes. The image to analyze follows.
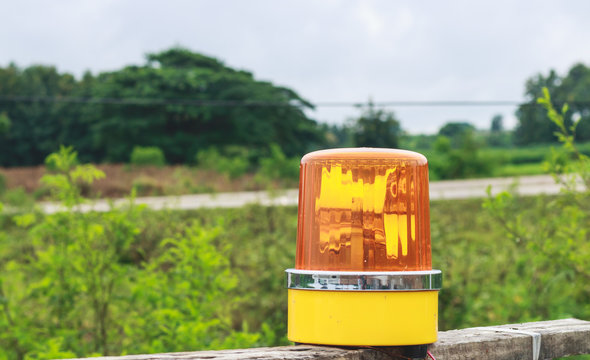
[37,174,582,213]
[0,163,293,199]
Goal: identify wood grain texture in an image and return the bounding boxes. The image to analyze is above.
[68,318,590,360]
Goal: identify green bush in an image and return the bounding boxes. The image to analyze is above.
[130,146,166,167]
[428,134,498,180]
[45,145,79,172]
[482,88,590,326]
[0,111,11,135]
[1,187,34,211]
[0,148,259,359]
[257,144,299,182]
[196,147,250,180]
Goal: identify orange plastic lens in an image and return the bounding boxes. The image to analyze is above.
[295,148,431,271]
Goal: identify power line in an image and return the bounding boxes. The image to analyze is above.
[316,100,524,107]
[0,95,582,108]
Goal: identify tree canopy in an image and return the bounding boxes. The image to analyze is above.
[0,48,323,166]
[515,63,590,145]
[352,101,402,148]
[438,121,475,139]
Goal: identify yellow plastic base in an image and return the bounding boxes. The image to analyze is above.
[288,289,438,346]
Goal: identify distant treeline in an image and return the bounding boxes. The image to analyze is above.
[515,63,590,145]
[2,47,590,167]
[0,48,324,167]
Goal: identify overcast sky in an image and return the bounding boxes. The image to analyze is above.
[2,0,590,134]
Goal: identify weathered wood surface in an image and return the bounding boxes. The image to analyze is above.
[69,318,590,360]
[430,318,590,359]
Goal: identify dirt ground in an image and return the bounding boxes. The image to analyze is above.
[0,164,274,198]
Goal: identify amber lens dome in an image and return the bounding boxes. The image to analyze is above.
[295,148,431,271]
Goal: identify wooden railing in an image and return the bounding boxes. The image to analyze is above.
[71,318,590,360]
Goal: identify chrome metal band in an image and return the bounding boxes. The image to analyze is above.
[286,269,442,291]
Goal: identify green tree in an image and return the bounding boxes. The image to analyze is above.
[490,114,503,133]
[88,47,322,163]
[488,114,510,147]
[429,131,496,180]
[0,48,324,166]
[514,69,563,145]
[320,123,354,148]
[484,87,590,324]
[352,101,402,148]
[0,111,11,134]
[438,121,476,144]
[514,63,590,145]
[0,64,87,166]
[558,63,590,141]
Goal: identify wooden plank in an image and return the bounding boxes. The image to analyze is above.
[67,346,384,360]
[430,318,590,359]
[68,318,590,360]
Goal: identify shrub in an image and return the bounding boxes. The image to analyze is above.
[195,147,250,179]
[257,144,299,182]
[45,145,78,172]
[130,146,166,167]
[123,220,260,353]
[428,133,498,180]
[0,111,11,135]
[2,187,35,211]
[0,147,260,359]
[483,88,590,324]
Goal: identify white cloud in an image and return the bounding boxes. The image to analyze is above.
[1,0,590,133]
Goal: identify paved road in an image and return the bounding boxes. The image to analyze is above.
[39,174,583,214]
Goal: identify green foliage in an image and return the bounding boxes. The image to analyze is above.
[493,162,547,177]
[352,101,402,148]
[196,147,250,180]
[319,123,354,148]
[438,121,475,144]
[257,144,299,183]
[490,114,503,133]
[0,49,323,167]
[0,64,89,166]
[0,148,259,359]
[88,47,320,164]
[2,167,590,358]
[1,148,135,358]
[515,63,590,145]
[0,173,5,195]
[122,221,260,353]
[130,146,166,167]
[42,146,105,207]
[400,134,438,150]
[1,187,35,211]
[44,145,79,172]
[483,145,554,165]
[211,205,295,341]
[487,114,512,147]
[428,132,497,180]
[483,87,590,327]
[0,111,11,135]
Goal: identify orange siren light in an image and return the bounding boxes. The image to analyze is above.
[286,148,442,347]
